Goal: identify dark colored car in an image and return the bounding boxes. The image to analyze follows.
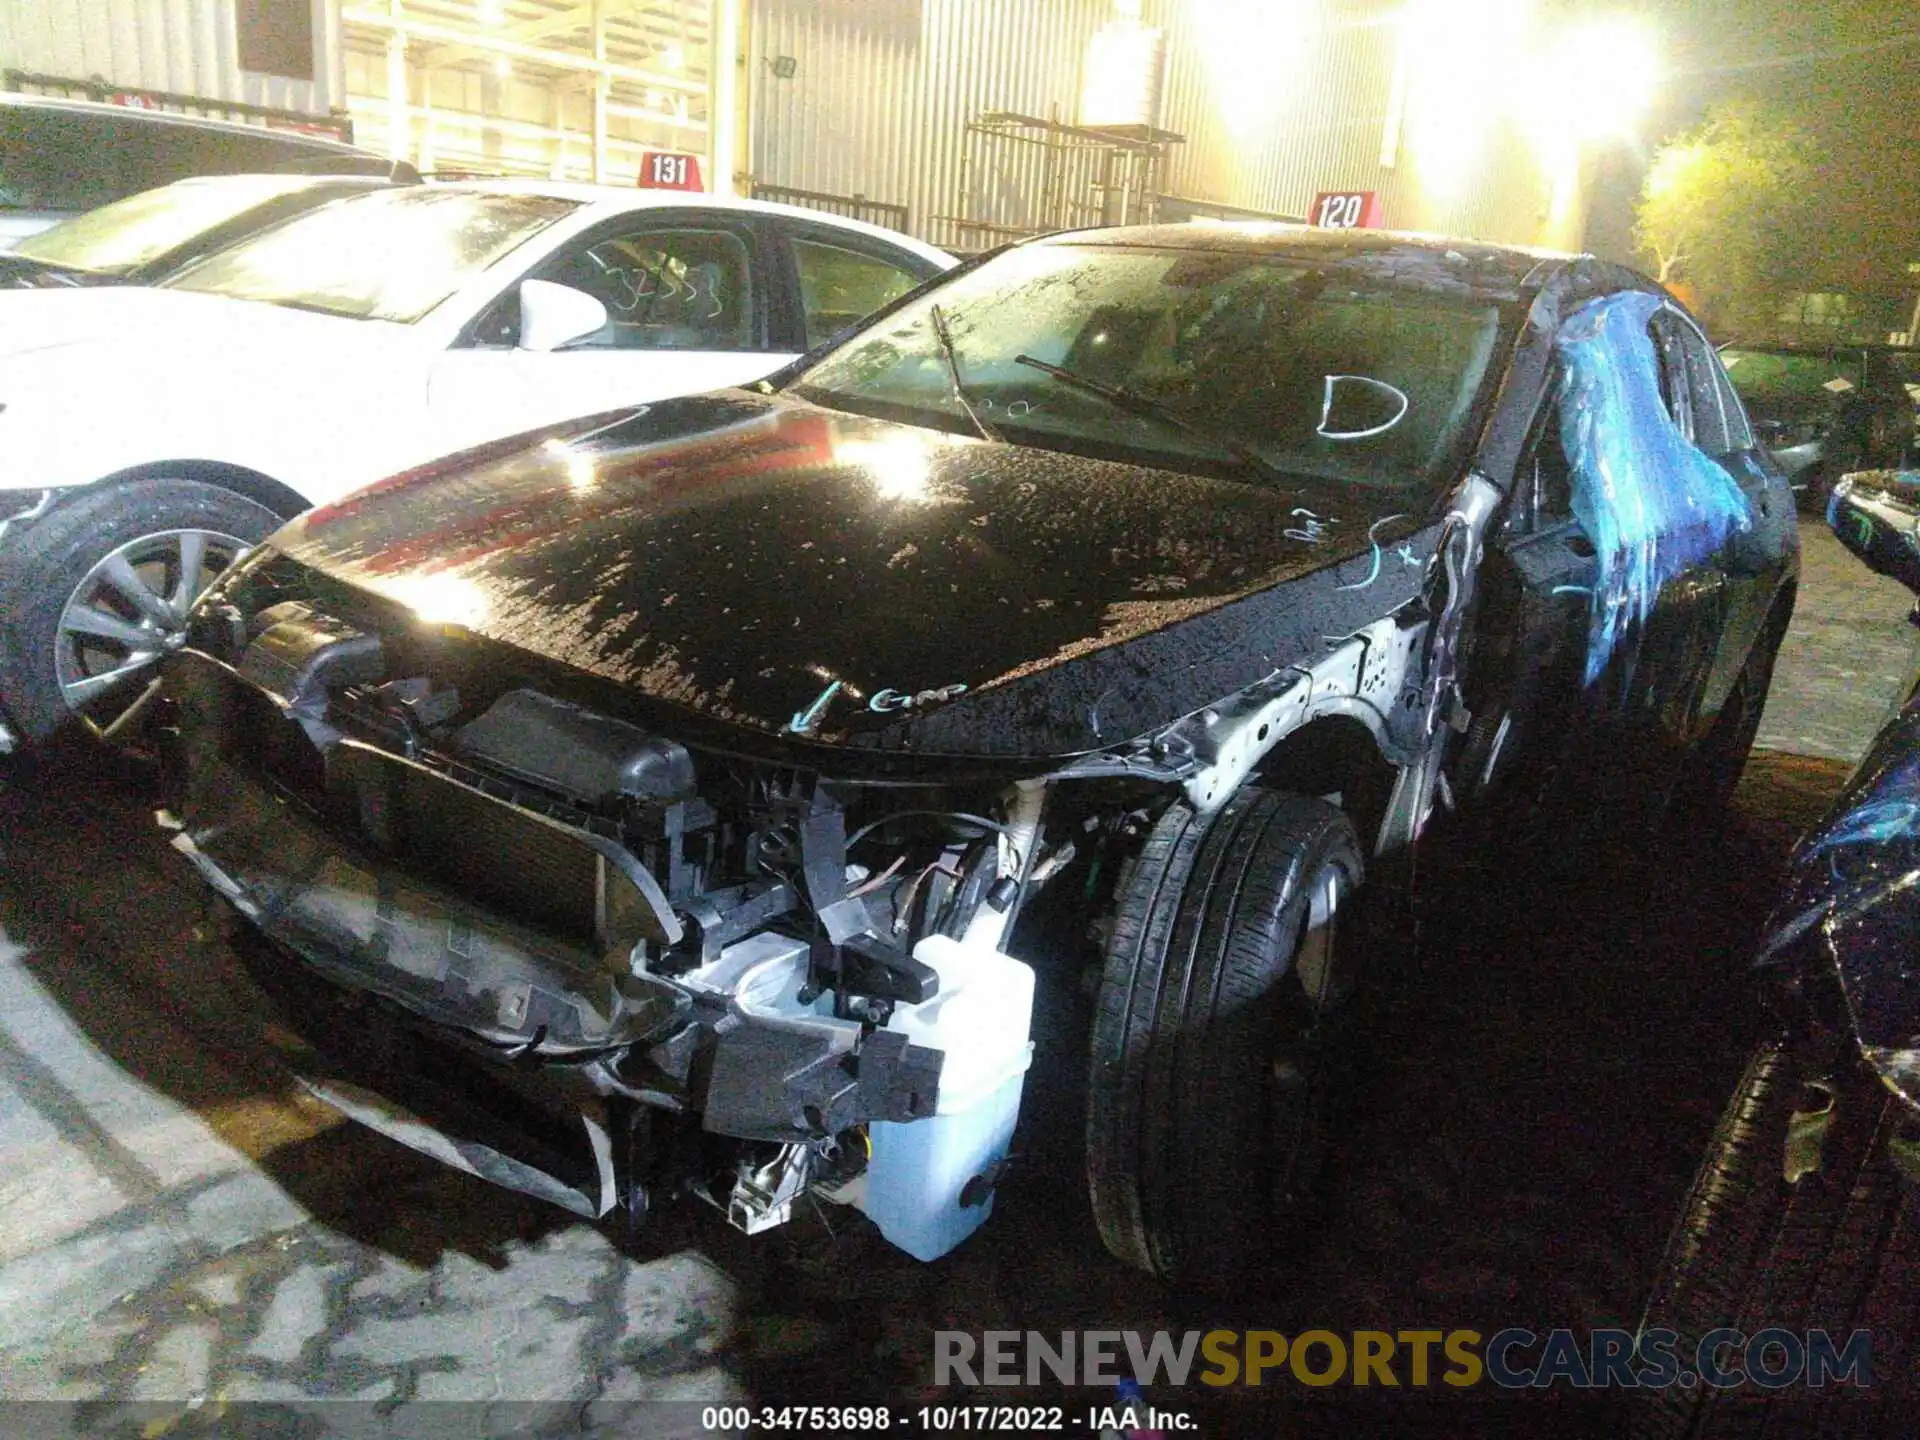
[1634,469,1920,1436]
[1720,343,1917,510]
[156,226,1800,1285]
[0,93,416,247]
[0,173,404,288]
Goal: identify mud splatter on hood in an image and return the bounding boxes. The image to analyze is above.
[270,392,1437,755]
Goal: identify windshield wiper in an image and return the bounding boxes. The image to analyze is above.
[1013,353,1287,487]
[929,303,1001,442]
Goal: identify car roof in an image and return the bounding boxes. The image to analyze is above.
[419,177,956,264]
[1035,221,1584,297]
[156,172,399,196]
[0,92,378,157]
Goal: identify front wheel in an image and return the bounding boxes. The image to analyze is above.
[0,478,279,743]
[1086,788,1365,1285]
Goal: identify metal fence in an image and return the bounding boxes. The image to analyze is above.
[748,181,909,234]
[2,68,354,142]
[923,110,1180,252]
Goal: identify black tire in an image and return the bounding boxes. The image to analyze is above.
[0,478,280,743]
[1086,787,1364,1284]
[1633,1036,1919,1438]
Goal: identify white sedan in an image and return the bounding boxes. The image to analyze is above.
[0,181,954,745]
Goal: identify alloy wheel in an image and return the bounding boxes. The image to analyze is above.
[54,528,248,729]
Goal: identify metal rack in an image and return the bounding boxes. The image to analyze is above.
[929,108,1182,252]
[749,182,909,235]
[3,68,354,141]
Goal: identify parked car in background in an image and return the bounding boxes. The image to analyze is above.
[1634,468,1920,1437]
[1719,342,1917,509]
[0,93,415,247]
[0,174,405,288]
[153,228,1798,1283]
[0,181,955,746]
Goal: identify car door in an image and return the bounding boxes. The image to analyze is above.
[426,209,791,446]
[1657,307,1795,728]
[770,221,947,353]
[1451,385,1603,837]
[1455,291,1770,840]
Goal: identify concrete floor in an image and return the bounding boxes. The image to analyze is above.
[0,518,1909,1433]
[1755,512,1917,759]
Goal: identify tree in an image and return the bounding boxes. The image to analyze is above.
[1634,102,1820,337]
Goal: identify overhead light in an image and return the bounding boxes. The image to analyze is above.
[1190,0,1315,140]
[1510,11,1660,181]
[1549,13,1660,144]
[476,0,504,24]
[494,56,512,78]
[660,43,685,70]
[1404,0,1531,199]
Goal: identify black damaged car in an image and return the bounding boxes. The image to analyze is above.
[156,225,1800,1285]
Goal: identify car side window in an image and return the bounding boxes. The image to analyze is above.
[530,223,758,351]
[790,236,925,348]
[1648,310,1757,457]
[1670,316,1742,456]
[0,108,135,213]
[1708,354,1755,452]
[1648,313,1696,445]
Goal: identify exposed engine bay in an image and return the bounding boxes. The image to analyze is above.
[156,525,1455,1260]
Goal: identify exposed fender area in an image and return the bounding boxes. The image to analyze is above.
[1377,471,1505,853]
[1156,613,1424,816]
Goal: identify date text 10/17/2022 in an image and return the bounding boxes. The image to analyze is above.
[697,1404,1194,1433]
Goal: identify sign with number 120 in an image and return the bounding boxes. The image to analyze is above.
[1310,191,1383,228]
[639,151,704,191]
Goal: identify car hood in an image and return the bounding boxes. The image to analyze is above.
[271,392,1441,757]
[0,286,400,362]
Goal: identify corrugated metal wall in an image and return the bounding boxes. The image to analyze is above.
[1153,1,1402,220]
[748,0,1581,251]
[0,0,344,117]
[750,0,1115,249]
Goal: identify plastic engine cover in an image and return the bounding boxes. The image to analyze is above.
[453,689,695,809]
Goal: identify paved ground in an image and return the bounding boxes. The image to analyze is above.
[1756,514,1916,759]
[0,518,1909,1435]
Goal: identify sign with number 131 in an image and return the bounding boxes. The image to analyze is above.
[638,151,704,191]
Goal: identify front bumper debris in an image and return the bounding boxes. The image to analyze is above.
[163,647,947,1226]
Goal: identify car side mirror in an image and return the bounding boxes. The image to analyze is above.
[517,279,608,352]
[1830,470,1920,596]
